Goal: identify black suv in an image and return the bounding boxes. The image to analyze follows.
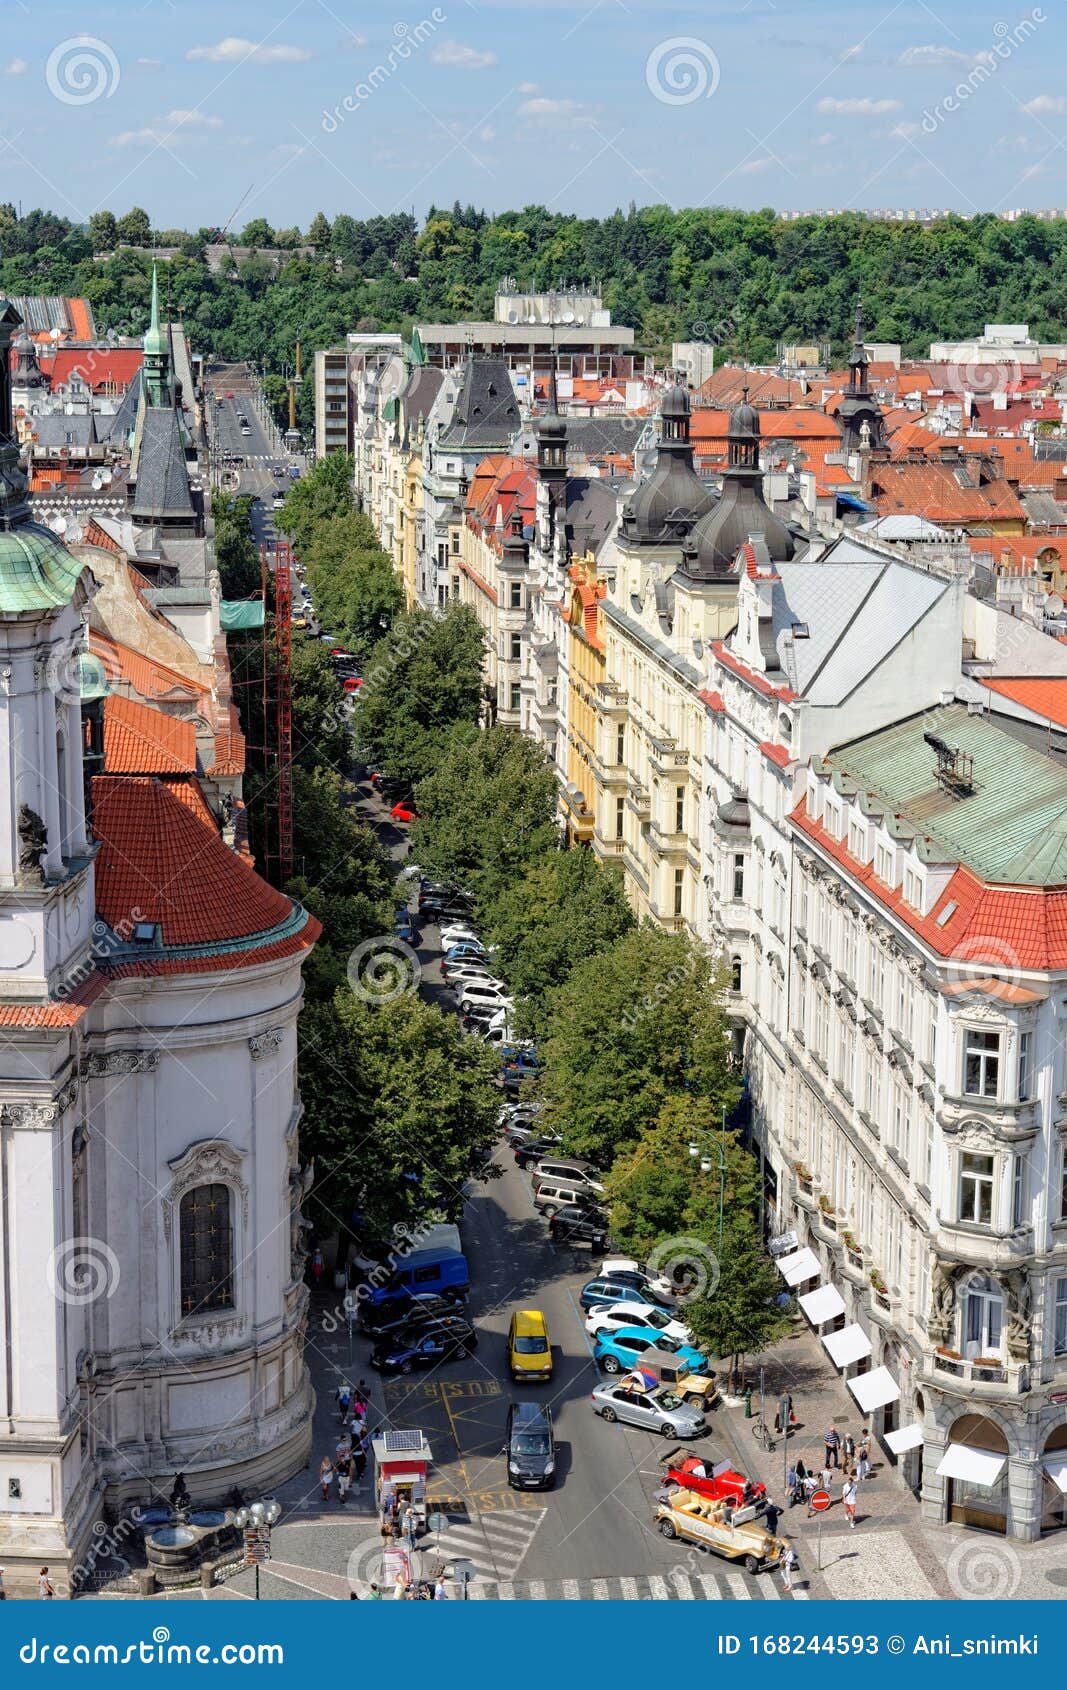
[514,1135,564,1171]
[370,1315,478,1374]
[358,1291,457,1338]
[505,1401,556,1490]
[549,1205,609,1251]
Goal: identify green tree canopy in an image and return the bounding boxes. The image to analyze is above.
[539,927,738,1167]
[354,603,485,785]
[302,510,403,651]
[298,988,501,1242]
[411,723,558,905]
[115,206,152,245]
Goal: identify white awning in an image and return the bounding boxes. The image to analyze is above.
[936,1444,1006,1486]
[885,1422,925,1455]
[777,1246,820,1286]
[848,1365,900,1414]
[1044,1457,1067,1494]
[823,1322,873,1369]
[799,1283,846,1326]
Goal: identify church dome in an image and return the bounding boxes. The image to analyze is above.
[683,481,794,578]
[729,389,760,441]
[0,524,86,612]
[621,383,714,546]
[660,380,691,421]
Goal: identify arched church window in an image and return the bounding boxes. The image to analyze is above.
[179,1184,234,1316]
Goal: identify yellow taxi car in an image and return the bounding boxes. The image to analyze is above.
[507,1309,552,1381]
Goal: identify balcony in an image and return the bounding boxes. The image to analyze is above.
[921,1350,1029,1397]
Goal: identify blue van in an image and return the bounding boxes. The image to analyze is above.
[368,1246,469,1304]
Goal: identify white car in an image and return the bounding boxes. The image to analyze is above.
[440,924,480,949]
[584,1300,693,1346]
[448,967,504,993]
[598,1258,677,1303]
[458,983,513,1014]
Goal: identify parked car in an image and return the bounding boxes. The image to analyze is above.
[534,1178,605,1217]
[440,924,481,950]
[598,1260,678,1303]
[591,1379,707,1440]
[343,676,363,693]
[654,1491,782,1572]
[579,1276,679,1316]
[457,983,513,1015]
[502,1050,540,1081]
[532,1158,602,1192]
[450,969,506,995]
[505,1401,556,1490]
[506,1309,552,1381]
[548,1205,609,1251]
[594,1328,708,1377]
[663,1453,767,1514]
[370,1315,478,1374]
[358,1291,457,1338]
[515,1136,566,1171]
[584,1301,693,1346]
[394,908,415,944]
[366,1242,470,1305]
[391,802,418,823]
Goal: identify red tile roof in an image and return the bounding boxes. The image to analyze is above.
[983,676,1067,728]
[691,407,841,443]
[0,973,107,1027]
[699,688,725,713]
[760,740,793,768]
[793,798,1067,970]
[868,460,1026,525]
[695,367,810,408]
[91,632,207,704]
[92,776,294,948]
[104,693,197,776]
[712,641,799,703]
[35,347,143,394]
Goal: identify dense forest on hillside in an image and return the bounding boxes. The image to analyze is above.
[5,199,1067,429]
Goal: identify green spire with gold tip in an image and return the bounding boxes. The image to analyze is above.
[142,262,170,407]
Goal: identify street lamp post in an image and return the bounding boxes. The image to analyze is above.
[688,1105,728,1261]
[234,1497,281,1599]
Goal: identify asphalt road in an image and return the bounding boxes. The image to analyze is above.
[354,780,758,1585]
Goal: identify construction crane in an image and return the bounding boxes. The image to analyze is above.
[209,183,256,245]
[270,539,295,883]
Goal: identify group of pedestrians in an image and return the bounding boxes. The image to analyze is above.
[786,1425,873,1530]
[318,1381,372,1505]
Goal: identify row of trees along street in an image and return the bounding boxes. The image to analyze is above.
[356,606,791,1383]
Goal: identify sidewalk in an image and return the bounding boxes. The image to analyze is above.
[709,1318,954,1599]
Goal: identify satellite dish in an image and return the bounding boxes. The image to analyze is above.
[51,516,68,536]
[100,468,113,485]
[50,328,61,341]
[507,310,519,324]
[562,310,575,324]
[91,474,103,491]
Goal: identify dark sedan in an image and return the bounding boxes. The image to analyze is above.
[358,1291,456,1338]
[549,1205,609,1251]
[369,1317,478,1374]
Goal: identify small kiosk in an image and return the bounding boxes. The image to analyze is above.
[372,1428,432,1531]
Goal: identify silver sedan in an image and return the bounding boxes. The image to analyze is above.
[590,1380,707,1439]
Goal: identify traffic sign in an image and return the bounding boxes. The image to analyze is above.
[809,1489,831,1512]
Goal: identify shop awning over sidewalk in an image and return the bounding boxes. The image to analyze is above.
[936,1444,1006,1486]
[823,1323,873,1368]
[777,1246,820,1286]
[799,1283,846,1325]
[848,1365,900,1414]
[885,1422,924,1455]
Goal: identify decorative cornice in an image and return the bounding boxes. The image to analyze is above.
[248,1027,284,1060]
[82,1050,160,1079]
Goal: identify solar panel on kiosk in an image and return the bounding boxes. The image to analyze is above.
[382,1430,423,1453]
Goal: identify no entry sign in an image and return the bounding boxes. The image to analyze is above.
[809,1488,831,1512]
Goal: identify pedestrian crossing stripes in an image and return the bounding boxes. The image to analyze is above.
[423,1506,547,1582]
[465,1571,806,1600]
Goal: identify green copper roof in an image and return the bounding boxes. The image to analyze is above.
[143,263,166,358]
[829,703,1067,887]
[79,651,111,700]
[0,524,85,612]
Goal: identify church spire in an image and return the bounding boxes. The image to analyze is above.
[142,263,171,408]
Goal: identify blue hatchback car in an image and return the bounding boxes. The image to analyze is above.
[593,1327,708,1376]
[395,908,415,943]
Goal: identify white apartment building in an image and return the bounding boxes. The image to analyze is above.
[700,540,1067,1541]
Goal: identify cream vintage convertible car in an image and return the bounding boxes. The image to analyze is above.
[653,1488,785,1574]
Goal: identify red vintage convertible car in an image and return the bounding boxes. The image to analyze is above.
[663,1452,767,1513]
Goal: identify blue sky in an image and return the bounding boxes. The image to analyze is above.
[1,0,1064,230]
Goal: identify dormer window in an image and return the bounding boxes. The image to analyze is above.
[875,842,894,885]
[904,867,923,910]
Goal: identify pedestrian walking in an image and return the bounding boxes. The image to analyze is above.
[365,1582,382,1601]
[824,1425,841,1468]
[857,1446,871,1482]
[779,1542,799,1592]
[842,1476,859,1529]
[820,1464,834,1492]
[764,1499,782,1536]
[433,1575,448,1600]
[354,1436,369,1484]
[394,1568,410,1600]
[38,1567,55,1600]
[337,1457,352,1506]
[336,1383,351,1422]
[318,1455,335,1502]
[335,1433,352,1466]
[843,1431,856,1463]
[403,1504,419,1554]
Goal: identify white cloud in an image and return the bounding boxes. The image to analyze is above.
[737,157,773,175]
[478,124,495,143]
[817,96,901,115]
[2,58,28,77]
[518,96,584,118]
[891,120,924,140]
[1023,94,1067,115]
[432,41,497,69]
[517,81,539,94]
[133,58,163,74]
[109,110,223,148]
[897,44,977,69]
[339,35,368,51]
[837,44,862,62]
[815,131,835,146]
[186,38,312,65]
